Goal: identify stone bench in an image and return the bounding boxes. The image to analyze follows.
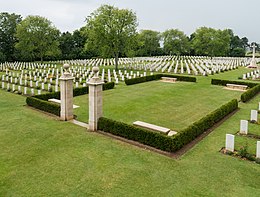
[48,98,80,109]
[161,77,177,83]
[226,84,248,91]
[133,121,177,136]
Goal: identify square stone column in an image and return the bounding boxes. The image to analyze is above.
[60,64,74,121]
[87,67,104,131]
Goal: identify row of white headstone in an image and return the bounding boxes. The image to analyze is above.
[1,82,42,95]
[240,109,259,134]
[242,69,260,80]
[1,81,57,95]
[225,134,260,159]
[226,103,260,157]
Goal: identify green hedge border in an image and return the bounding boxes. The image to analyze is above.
[125,74,196,85]
[26,82,115,116]
[211,79,260,102]
[98,99,238,152]
[211,79,258,88]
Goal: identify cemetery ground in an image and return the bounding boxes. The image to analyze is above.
[73,67,254,130]
[0,67,260,196]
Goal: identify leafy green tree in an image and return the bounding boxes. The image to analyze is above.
[136,30,161,56]
[0,12,22,62]
[191,27,230,57]
[15,15,60,62]
[59,29,88,60]
[162,29,190,55]
[84,5,138,70]
[227,29,248,57]
[59,31,74,59]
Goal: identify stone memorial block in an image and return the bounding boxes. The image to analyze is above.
[250,110,258,123]
[239,120,248,134]
[31,88,34,95]
[1,82,4,89]
[225,134,235,152]
[24,87,27,95]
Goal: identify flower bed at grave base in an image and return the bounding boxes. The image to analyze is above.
[211,79,260,103]
[125,74,196,85]
[26,82,115,116]
[98,99,238,153]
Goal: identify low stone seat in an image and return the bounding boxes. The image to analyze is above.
[48,98,79,109]
[161,77,177,83]
[226,83,247,91]
[133,121,177,136]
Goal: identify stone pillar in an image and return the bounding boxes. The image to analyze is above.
[60,64,74,121]
[87,67,104,131]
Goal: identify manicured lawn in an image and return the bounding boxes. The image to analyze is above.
[74,79,242,131]
[0,68,260,196]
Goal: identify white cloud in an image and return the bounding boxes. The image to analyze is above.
[1,0,259,42]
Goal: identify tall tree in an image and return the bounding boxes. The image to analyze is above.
[59,29,88,60]
[162,29,190,55]
[136,30,161,56]
[191,27,230,57]
[84,4,138,70]
[0,12,22,62]
[15,15,60,62]
[228,29,248,57]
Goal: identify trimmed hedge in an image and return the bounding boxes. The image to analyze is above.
[241,84,260,102]
[98,117,176,152]
[26,82,115,116]
[98,99,238,152]
[211,79,258,88]
[211,79,260,102]
[26,96,60,116]
[125,74,196,85]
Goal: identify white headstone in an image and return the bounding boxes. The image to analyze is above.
[24,87,27,95]
[225,134,235,152]
[257,141,260,159]
[239,120,248,134]
[250,110,258,122]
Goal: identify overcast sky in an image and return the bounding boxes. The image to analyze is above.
[1,0,260,43]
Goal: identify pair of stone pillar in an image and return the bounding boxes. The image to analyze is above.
[60,64,103,131]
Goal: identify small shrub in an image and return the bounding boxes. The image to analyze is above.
[255,158,260,164]
[245,153,255,161]
[238,144,248,158]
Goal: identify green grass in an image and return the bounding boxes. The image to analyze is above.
[1,69,260,196]
[74,79,242,131]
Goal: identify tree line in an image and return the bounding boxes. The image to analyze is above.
[0,5,259,65]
